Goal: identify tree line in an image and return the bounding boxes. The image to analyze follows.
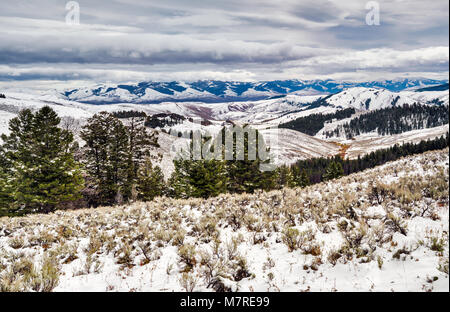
[111,110,148,119]
[324,103,449,139]
[279,108,355,136]
[286,132,449,185]
[145,113,186,128]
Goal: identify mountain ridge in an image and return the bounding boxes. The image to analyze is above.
[62,78,448,104]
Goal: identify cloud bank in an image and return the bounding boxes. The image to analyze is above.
[0,0,448,87]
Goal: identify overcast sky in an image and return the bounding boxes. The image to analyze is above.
[0,0,448,88]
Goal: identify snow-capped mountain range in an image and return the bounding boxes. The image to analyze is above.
[1,85,448,131]
[62,79,448,104]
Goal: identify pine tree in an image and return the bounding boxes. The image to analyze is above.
[218,125,277,194]
[136,158,165,201]
[276,165,294,188]
[291,166,310,187]
[0,147,12,215]
[124,117,159,200]
[81,112,129,206]
[0,107,84,215]
[169,154,226,199]
[323,161,344,181]
[0,166,12,216]
[81,113,159,206]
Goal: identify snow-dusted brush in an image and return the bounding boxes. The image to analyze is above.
[0,148,448,292]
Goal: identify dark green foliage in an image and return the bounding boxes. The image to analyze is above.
[169,125,277,198]
[111,110,147,119]
[290,132,449,184]
[80,113,158,206]
[169,132,227,199]
[80,112,127,206]
[279,108,355,136]
[0,107,84,216]
[276,166,294,188]
[0,159,12,214]
[219,125,277,193]
[323,161,344,181]
[0,93,5,98]
[124,117,159,200]
[136,159,165,201]
[325,104,449,139]
[145,113,185,128]
[169,158,227,199]
[291,166,310,187]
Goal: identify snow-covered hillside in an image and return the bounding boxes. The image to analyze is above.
[1,148,448,292]
[259,128,340,165]
[1,87,447,130]
[1,87,448,171]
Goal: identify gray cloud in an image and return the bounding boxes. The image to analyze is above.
[0,0,448,86]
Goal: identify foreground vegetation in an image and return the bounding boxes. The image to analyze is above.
[0,149,448,292]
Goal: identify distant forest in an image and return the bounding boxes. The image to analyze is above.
[145,113,186,128]
[287,132,449,184]
[279,108,355,136]
[111,110,147,119]
[324,104,449,139]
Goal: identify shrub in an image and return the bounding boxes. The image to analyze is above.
[178,244,197,272]
[179,272,198,292]
[8,236,25,249]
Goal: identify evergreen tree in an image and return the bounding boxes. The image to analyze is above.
[169,133,227,199]
[276,165,294,188]
[291,166,310,187]
[0,147,12,215]
[323,161,344,181]
[124,117,159,200]
[0,167,12,216]
[81,112,129,206]
[136,158,165,201]
[218,125,277,194]
[0,107,83,215]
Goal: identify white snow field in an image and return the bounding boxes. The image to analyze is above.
[0,149,448,292]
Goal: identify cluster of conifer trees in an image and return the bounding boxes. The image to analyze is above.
[286,132,449,184]
[0,106,448,217]
[111,110,148,119]
[279,108,355,136]
[0,108,162,216]
[324,104,449,138]
[144,113,186,128]
[168,126,279,199]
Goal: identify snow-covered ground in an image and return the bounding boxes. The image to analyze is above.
[1,149,448,292]
[344,124,449,159]
[259,128,340,165]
